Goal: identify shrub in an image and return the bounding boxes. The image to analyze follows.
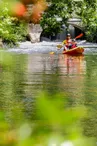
[0,2,28,45]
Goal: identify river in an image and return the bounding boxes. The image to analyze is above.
[1,41,97,140]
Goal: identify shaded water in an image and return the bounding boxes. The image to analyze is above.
[1,42,97,138]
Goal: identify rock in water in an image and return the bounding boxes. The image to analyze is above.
[28,24,42,43]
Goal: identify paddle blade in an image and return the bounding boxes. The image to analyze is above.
[57,44,63,48]
[75,33,83,39]
[49,52,54,54]
[77,40,86,44]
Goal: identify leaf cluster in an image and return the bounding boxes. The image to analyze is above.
[40,1,72,36]
[40,0,97,42]
[0,1,28,45]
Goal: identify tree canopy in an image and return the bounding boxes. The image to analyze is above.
[40,0,97,42]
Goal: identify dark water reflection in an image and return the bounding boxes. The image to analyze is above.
[0,52,97,138]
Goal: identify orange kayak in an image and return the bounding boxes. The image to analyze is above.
[63,47,84,55]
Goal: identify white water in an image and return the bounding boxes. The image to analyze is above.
[6,41,97,54]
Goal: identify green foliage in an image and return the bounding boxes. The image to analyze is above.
[0,2,28,45]
[76,0,97,42]
[40,0,97,42]
[72,0,97,42]
[40,0,82,36]
[0,89,95,145]
[40,1,71,36]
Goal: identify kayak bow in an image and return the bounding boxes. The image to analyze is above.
[63,47,84,55]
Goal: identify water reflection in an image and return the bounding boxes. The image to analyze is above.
[27,53,87,77]
[26,53,87,104]
[0,53,87,114]
[58,54,86,75]
[27,53,59,74]
[0,52,97,138]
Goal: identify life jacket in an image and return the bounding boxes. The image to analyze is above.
[65,39,72,49]
[63,39,72,44]
[71,44,77,48]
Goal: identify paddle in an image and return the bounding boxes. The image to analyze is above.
[57,33,84,49]
[75,33,83,39]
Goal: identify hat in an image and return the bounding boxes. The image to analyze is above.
[67,33,71,36]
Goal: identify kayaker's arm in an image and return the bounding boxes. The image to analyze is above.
[62,40,66,44]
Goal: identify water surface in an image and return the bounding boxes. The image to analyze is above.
[1,42,97,138]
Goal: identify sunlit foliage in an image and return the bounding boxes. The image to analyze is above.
[40,0,97,42]
[0,0,47,44]
[77,0,97,42]
[0,1,27,45]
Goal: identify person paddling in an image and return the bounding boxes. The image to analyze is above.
[63,33,73,50]
[57,33,83,50]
